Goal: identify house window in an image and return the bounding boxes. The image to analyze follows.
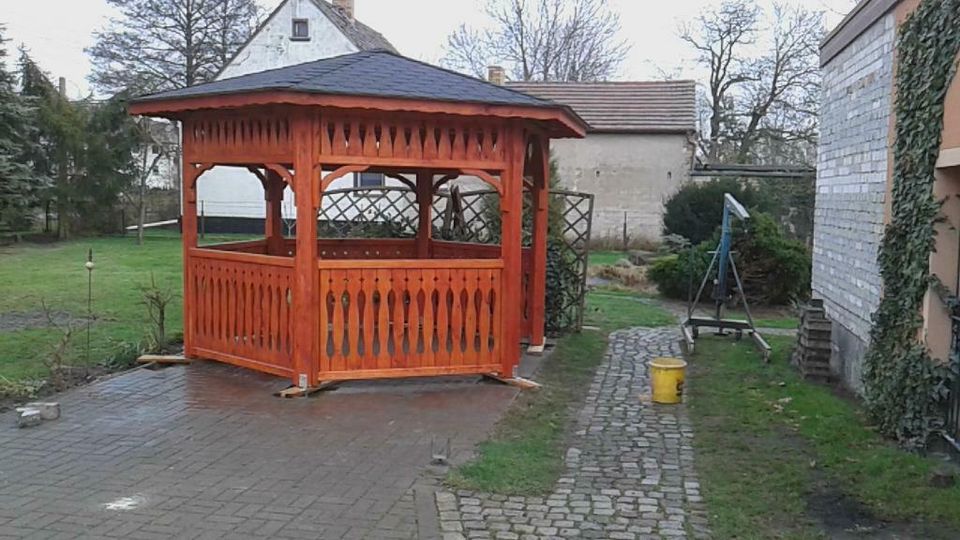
[291,19,309,40]
[355,172,385,188]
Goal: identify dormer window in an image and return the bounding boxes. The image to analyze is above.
[291,19,310,41]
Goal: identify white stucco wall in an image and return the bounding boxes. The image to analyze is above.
[550,133,693,243]
[198,0,366,220]
[219,0,357,79]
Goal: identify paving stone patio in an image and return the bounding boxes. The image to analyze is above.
[0,362,519,539]
[435,327,711,539]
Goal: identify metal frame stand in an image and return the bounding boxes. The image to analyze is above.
[680,194,771,361]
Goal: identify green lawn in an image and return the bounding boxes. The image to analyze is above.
[690,336,960,538]
[450,289,675,495]
[0,232,254,383]
[0,235,184,381]
[588,250,625,267]
[584,289,676,329]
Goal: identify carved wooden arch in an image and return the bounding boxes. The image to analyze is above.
[385,172,416,191]
[185,163,216,188]
[460,169,503,196]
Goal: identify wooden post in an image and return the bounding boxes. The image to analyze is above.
[291,116,320,388]
[264,170,285,256]
[500,127,525,377]
[529,137,549,351]
[416,171,433,258]
[181,161,200,358]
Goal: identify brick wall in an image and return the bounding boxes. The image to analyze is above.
[813,13,894,393]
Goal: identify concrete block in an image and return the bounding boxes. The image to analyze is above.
[25,402,60,420]
[15,408,42,428]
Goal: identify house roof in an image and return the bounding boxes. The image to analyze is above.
[130,51,587,137]
[137,50,566,109]
[310,0,397,53]
[507,81,697,134]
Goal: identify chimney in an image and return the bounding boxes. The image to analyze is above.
[333,0,354,22]
[487,65,505,86]
[58,77,67,97]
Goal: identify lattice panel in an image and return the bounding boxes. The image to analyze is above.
[320,114,505,165]
[315,185,594,333]
[318,187,420,237]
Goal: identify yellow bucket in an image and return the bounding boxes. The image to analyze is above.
[650,357,687,404]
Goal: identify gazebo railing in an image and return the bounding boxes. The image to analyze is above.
[317,259,503,380]
[187,248,295,377]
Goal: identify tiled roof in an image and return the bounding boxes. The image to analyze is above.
[507,81,697,134]
[310,0,397,53]
[135,50,566,110]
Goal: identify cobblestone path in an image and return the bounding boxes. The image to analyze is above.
[436,327,711,539]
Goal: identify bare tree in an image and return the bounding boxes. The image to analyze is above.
[679,1,759,162]
[680,1,823,166]
[735,4,823,164]
[87,0,261,95]
[444,0,629,82]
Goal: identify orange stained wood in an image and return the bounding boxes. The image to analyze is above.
[147,86,571,386]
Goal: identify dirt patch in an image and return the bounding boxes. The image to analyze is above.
[0,310,89,332]
[806,486,959,539]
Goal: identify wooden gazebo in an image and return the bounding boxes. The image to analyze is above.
[130,50,586,390]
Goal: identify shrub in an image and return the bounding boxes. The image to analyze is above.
[648,212,810,305]
[662,178,768,245]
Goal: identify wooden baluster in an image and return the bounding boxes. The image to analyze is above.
[347,271,362,370]
[361,269,376,369]
[407,270,422,365]
[380,123,394,158]
[477,269,493,358]
[375,270,391,369]
[466,127,479,161]
[435,269,450,364]
[450,128,465,160]
[391,270,406,367]
[362,120,377,156]
[318,269,331,374]
[422,269,436,366]
[423,122,438,159]
[331,270,346,372]
[463,269,479,365]
[437,125,452,159]
[332,118,346,156]
[409,123,423,160]
[348,119,362,156]
[449,270,464,365]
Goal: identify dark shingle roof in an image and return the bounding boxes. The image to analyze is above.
[135,50,562,110]
[311,0,397,53]
[507,81,697,134]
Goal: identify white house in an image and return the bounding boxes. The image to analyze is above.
[195,0,406,230]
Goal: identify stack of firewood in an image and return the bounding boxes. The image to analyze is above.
[792,299,833,382]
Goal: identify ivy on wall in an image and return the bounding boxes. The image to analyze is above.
[863,0,960,448]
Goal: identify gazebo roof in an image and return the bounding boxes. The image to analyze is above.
[130,50,587,138]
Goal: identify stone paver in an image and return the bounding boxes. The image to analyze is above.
[0,361,520,539]
[437,327,711,539]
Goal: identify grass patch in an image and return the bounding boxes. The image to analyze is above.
[588,250,625,267]
[449,289,674,495]
[449,330,608,494]
[689,336,960,537]
[584,290,675,330]
[0,233,249,382]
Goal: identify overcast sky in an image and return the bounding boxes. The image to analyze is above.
[3,0,856,99]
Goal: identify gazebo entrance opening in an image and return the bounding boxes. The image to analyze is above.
[130,50,586,389]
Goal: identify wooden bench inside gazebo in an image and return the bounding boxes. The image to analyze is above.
[129,50,586,390]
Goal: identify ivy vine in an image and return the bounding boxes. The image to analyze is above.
[863,0,960,448]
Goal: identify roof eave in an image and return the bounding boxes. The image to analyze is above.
[128,89,587,139]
